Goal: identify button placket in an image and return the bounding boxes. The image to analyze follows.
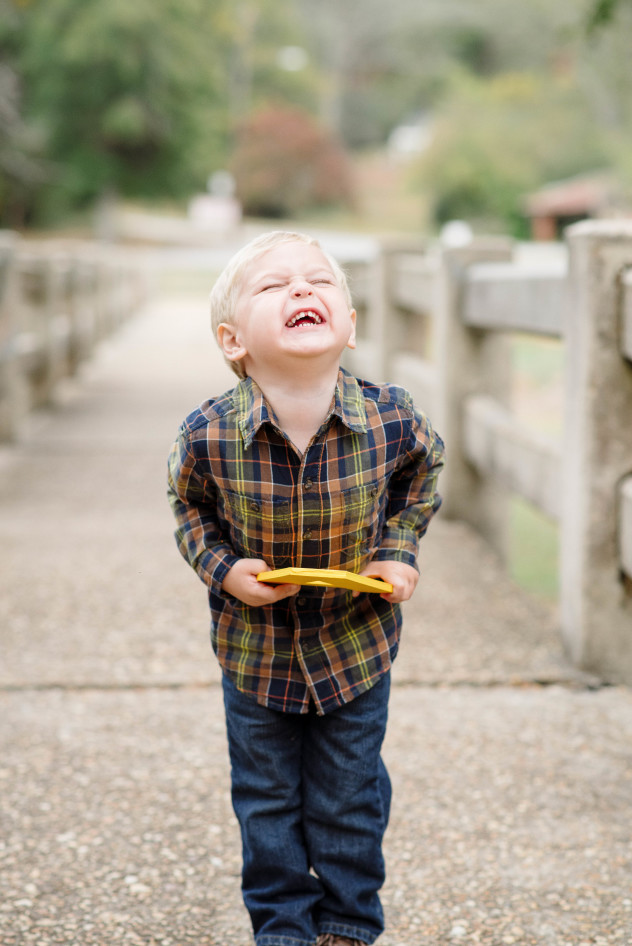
[295,445,322,567]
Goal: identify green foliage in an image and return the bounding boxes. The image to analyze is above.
[509,496,559,601]
[416,71,614,235]
[0,0,47,225]
[4,0,632,230]
[586,0,625,29]
[13,0,230,221]
[230,105,353,218]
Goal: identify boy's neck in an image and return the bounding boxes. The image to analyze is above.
[248,362,341,455]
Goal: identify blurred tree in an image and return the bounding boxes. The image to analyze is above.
[295,0,592,148]
[17,0,231,219]
[296,0,439,147]
[5,0,632,230]
[230,105,353,217]
[221,0,319,123]
[416,71,612,236]
[0,0,48,226]
[577,0,632,131]
[586,0,632,28]
[587,0,618,24]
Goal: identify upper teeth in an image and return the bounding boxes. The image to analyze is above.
[286,311,323,327]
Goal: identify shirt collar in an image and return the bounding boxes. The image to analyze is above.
[234,376,276,449]
[234,367,368,449]
[331,367,368,434]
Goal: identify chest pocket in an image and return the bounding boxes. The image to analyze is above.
[331,481,384,571]
[223,490,293,566]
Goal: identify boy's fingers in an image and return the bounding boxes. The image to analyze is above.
[384,578,417,603]
[247,559,269,575]
[264,582,301,601]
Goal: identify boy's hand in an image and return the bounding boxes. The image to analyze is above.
[353,560,419,603]
[221,559,301,607]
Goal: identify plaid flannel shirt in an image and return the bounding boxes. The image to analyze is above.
[167,368,444,715]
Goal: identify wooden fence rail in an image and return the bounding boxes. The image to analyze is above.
[0,233,150,441]
[343,221,632,684]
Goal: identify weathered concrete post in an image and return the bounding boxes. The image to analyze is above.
[344,239,424,384]
[434,239,514,559]
[20,250,60,408]
[358,247,390,382]
[0,231,27,441]
[562,221,632,682]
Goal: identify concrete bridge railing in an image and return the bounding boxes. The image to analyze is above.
[0,232,150,442]
[342,221,632,684]
[2,222,630,683]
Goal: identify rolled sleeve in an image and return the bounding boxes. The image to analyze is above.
[167,434,239,591]
[373,410,445,568]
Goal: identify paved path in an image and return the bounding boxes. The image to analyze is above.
[1,272,632,945]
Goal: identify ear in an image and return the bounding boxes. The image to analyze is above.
[346,309,357,350]
[217,322,248,365]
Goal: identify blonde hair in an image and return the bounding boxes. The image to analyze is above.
[210,230,353,379]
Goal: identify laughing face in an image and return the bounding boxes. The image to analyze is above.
[217,241,357,380]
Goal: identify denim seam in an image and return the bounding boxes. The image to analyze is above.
[256,936,316,946]
[318,921,375,943]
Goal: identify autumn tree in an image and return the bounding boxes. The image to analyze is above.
[230,105,353,217]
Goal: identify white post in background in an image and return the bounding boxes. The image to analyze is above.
[434,238,514,560]
[562,221,632,682]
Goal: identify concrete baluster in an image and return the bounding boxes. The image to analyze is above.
[561,221,632,680]
[434,238,514,561]
[0,231,27,441]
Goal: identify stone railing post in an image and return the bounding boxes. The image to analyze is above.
[0,231,25,441]
[344,238,429,385]
[561,221,632,681]
[434,238,514,559]
[360,247,390,382]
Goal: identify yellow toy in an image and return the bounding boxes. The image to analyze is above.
[257,567,393,594]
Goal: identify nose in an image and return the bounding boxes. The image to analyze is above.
[291,279,313,297]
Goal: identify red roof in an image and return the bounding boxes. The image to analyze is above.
[525,174,614,217]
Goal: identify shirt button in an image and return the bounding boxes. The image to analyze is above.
[303,478,313,491]
[303,529,313,541]
[249,501,260,512]
[297,596,307,606]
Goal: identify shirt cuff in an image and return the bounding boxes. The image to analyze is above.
[198,548,241,592]
[371,547,419,572]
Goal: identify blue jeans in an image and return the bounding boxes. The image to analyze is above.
[222,672,392,946]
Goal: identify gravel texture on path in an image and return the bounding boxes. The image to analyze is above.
[2,285,630,945]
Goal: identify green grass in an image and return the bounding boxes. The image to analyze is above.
[507,335,563,601]
[509,495,559,601]
[510,335,564,437]
[511,334,564,386]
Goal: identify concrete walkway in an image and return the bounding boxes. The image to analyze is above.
[1,276,632,946]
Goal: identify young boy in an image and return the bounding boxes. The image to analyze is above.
[167,231,444,946]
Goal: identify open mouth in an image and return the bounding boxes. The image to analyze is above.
[285,310,324,328]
